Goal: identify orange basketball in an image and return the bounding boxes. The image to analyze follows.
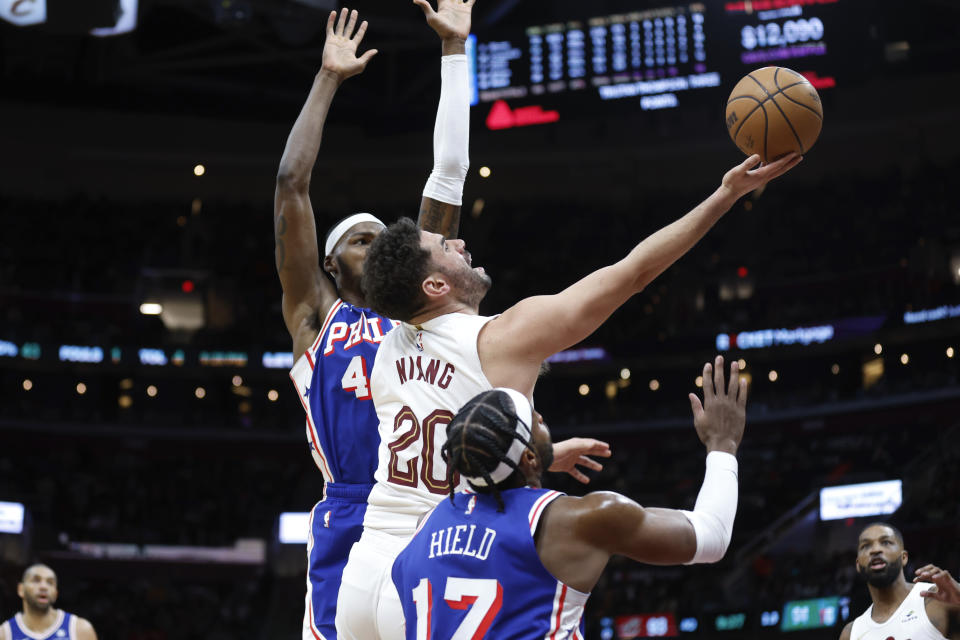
[725,66,823,163]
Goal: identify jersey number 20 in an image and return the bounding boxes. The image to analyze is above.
[387,406,459,494]
[412,577,503,640]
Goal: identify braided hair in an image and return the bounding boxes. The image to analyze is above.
[442,389,535,512]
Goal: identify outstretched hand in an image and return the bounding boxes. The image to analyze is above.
[414,0,475,42]
[689,355,747,455]
[549,437,612,484]
[321,8,378,83]
[915,565,960,606]
[720,152,802,201]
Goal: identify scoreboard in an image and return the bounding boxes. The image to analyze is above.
[468,0,875,118]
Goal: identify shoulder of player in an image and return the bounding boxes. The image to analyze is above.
[549,492,645,532]
[0,619,9,640]
[74,616,97,640]
[921,592,958,635]
[838,620,853,640]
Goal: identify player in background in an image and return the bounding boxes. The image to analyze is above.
[839,523,960,640]
[275,4,608,638]
[336,151,801,638]
[0,564,97,640]
[391,356,745,638]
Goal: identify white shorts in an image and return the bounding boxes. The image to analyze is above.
[335,528,407,640]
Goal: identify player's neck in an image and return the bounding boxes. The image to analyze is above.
[869,576,912,612]
[408,299,477,325]
[21,606,58,630]
[338,287,367,309]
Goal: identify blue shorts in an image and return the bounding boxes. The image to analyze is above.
[303,482,374,640]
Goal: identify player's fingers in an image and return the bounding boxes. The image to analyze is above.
[354,20,368,44]
[578,456,603,472]
[326,10,336,36]
[335,7,349,36]
[689,392,704,422]
[344,9,358,38]
[412,0,434,16]
[714,355,725,397]
[769,154,803,180]
[358,49,378,66]
[701,362,715,402]
[584,439,612,456]
[739,378,748,406]
[916,564,936,575]
[568,468,590,484]
[741,154,761,173]
[727,359,740,398]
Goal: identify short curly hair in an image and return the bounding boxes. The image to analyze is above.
[361,217,432,321]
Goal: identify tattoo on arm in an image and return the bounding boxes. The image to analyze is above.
[275,213,288,271]
[418,198,462,239]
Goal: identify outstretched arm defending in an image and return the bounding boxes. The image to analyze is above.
[414,0,475,239]
[275,8,377,358]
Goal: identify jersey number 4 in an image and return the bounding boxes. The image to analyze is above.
[341,355,371,400]
[412,577,503,640]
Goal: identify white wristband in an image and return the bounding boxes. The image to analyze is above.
[422,54,470,206]
[681,451,739,564]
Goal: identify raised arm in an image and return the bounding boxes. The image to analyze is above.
[414,0,475,239]
[480,153,801,392]
[537,357,746,592]
[76,617,98,640]
[274,8,377,357]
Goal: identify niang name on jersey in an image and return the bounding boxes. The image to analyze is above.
[429,525,497,560]
[395,356,456,389]
[323,315,390,356]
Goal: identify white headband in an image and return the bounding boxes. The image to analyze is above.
[324,213,385,257]
[467,388,534,487]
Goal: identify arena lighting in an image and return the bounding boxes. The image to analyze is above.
[768,370,778,382]
[695,375,703,388]
[195,387,206,399]
[578,384,590,396]
[181,280,195,293]
[193,164,206,177]
[76,382,87,395]
[267,389,279,402]
[874,343,883,355]
[900,353,909,365]
[948,347,955,359]
[648,379,660,391]
[831,363,840,375]
[140,303,163,315]
[478,166,491,178]
[903,303,960,324]
[22,379,33,391]
[278,512,310,544]
[820,479,902,521]
[737,358,746,369]
[146,385,158,398]
[620,368,631,380]
[232,375,243,386]
[0,501,25,534]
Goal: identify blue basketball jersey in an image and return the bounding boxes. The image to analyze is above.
[4,610,76,640]
[290,299,397,484]
[392,488,589,640]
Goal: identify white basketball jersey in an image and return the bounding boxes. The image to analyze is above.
[364,312,496,538]
[849,583,945,640]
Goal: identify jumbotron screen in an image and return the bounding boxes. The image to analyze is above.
[468,0,876,118]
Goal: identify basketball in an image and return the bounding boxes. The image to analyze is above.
[725,66,823,163]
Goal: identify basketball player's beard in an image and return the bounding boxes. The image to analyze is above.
[535,436,554,473]
[442,264,492,309]
[24,593,52,613]
[859,557,903,588]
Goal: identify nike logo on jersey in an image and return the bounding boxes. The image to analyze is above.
[323,315,388,356]
[395,356,455,389]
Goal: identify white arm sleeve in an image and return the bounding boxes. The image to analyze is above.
[681,451,739,564]
[422,54,470,206]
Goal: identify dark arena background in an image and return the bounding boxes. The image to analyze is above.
[2,0,960,638]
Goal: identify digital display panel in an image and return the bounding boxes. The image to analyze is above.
[278,512,310,544]
[782,596,850,631]
[468,1,872,122]
[0,501,25,534]
[616,613,679,638]
[820,479,902,521]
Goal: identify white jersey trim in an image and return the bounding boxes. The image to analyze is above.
[13,610,65,640]
[528,490,563,536]
[302,503,329,640]
[851,582,945,640]
[543,582,589,640]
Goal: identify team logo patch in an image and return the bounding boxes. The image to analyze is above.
[415,331,424,352]
[324,510,331,528]
[56,632,66,638]
[901,609,918,624]
[465,495,477,515]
